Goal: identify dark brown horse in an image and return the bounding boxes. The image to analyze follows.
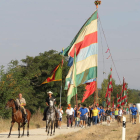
[5,99,31,138]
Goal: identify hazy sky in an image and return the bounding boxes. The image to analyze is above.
[0,0,140,89]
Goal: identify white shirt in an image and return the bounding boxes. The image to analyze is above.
[86,108,89,117]
[66,108,74,115]
[118,109,123,116]
[58,109,63,118]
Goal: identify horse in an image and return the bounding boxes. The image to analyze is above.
[46,99,56,136]
[5,99,31,138]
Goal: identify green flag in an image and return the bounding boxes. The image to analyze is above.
[67,48,77,104]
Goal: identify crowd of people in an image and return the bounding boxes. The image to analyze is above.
[57,103,139,129]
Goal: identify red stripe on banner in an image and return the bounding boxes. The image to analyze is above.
[69,31,97,57]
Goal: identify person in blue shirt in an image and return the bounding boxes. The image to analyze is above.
[100,106,104,124]
[130,104,138,124]
[79,104,88,128]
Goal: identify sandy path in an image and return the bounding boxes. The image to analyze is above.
[0,125,80,140]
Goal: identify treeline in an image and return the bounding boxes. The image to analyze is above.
[0,50,140,118]
[0,50,69,118]
[99,77,140,106]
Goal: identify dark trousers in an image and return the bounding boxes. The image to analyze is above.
[88,117,92,126]
[43,107,49,119]
[67,115,73,127]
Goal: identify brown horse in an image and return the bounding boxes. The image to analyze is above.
[5,99,31,138]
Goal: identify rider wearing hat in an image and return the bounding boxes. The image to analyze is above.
[42,91,58,121]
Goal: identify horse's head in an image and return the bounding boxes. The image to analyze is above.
[48,99,55,112]
[5,99,15,109]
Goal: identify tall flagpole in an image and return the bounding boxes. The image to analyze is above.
[74,47,78,108]
[60,48,64,109]
[94,0,101,104]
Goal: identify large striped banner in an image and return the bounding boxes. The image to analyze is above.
[63,10,98,91]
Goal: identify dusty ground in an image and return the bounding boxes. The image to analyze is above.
[52,115,140,140]
[0,115,140,140]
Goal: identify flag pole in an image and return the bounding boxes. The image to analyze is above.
[60,48,64,109]
[74,47,78,108]
[60,80,62,109]
[94,0,101,105]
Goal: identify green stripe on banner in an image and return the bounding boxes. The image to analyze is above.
[65,66,97,90]
[67,87,77,104]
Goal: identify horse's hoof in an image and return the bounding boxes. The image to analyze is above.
[27,134,29,137]
[50,134,52,136]
[7,136,10,138]
[47,133,49,136]
[18,136,20,138]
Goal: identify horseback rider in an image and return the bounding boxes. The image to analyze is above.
[42,91,58,121]
[15,93,28,124]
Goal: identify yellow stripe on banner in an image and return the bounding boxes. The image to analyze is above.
[67,85,74,96]
[42,79,62,84]
[68,19,97,55]
[66,54,97,79]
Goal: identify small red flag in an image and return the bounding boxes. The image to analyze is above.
[82,81,96,103]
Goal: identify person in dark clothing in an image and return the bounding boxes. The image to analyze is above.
[105,107,111,125]
[88,106,92,126]
[42,91,57,121]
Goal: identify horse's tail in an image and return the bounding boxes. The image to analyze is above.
[26,109,31,121]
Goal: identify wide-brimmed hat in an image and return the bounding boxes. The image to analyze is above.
[47,91,53,94]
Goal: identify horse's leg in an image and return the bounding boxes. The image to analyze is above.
[46,120,49,135]
[18,123,20,138]
[46,120,48,132]
[27,121,29,137]
[53,121,55,135]
[48,121,50,136]
[21,124,25,137]
[50,121,53,136]
[8,122,14,138]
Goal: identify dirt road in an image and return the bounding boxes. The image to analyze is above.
[0,126,80,140]
[1,116,140,140]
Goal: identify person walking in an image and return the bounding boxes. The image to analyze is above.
[58,106,63,129]
[91,106,99,125]
[66,104,74,128]
[130,104,138,124]
[105,107,111,126]
[88,106,92,126]
[117,107,123,126]
[74,105,77,127]
[79,104,88,128]
[115,107,118,120]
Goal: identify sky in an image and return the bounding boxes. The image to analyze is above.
[0,0,140,89]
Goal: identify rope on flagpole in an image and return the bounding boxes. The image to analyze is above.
[98,15,122,85]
